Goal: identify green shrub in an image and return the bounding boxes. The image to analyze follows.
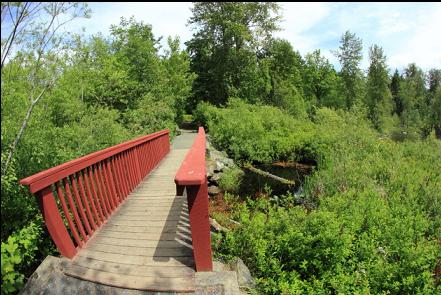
[219,166,244,193]
[1,220,43,295]
[200,98,318,163]
[209,103,441,294]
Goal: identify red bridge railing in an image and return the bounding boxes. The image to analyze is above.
[20,130,170,259]
[175,127,213,271]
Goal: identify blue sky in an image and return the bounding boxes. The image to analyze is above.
[15,2,441,72]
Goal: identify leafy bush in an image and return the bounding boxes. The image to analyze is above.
[199,98,318,163]
[1,220,43,294]
[209,103,441,294]
[219,166,244,194]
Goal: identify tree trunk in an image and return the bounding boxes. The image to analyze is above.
[2,87,47,176]
[243,163,295,186]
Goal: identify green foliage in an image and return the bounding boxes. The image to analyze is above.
[213,108,441,294]
[1,220,43,295]
[198,99,318,163]
[1,12,195,294]
[334,31,365,110]
[365,45,393,131]
[303,50,344,110]
[187,2,281,106]
[124,93,178,137]
[219,166,245,193]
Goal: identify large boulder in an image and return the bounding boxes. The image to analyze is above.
[229,258,256,292]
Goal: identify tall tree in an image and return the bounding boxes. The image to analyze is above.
[1,2,90,176]
[186,2,281,106]
[303,49,343,109]
[365,45,393,130]
[390,69,404,116]
[399,63,427,134]
[333,30,364,110]
[264,38,306,117]
[427,69,441,138]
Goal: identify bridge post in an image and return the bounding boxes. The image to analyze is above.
[186,178,213,272]
[38,186,77,258]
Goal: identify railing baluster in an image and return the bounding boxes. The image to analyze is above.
[56,182,83,247]
[133,146,142,181]
[97,163,113,213]
[124,152,132,193]
[70,175,93,236]
[87,167,104,223]
[110,157,123,203]
[115,154,129,198]
[64,178,88,242]
[127,149,136,188]
[82,168,101,226]
[77,172,97,231]
[92,164,109,218]
[104,159,119,206]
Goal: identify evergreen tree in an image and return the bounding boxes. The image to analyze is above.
[427,69,441,138]
[333,31,364,110]
[399,63,427,134]
[390,69,404,116]
[365,45,393,130]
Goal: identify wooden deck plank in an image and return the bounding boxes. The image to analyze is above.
[98,231,191,241]
[73,256,194,277]
[65,265,195,292]
[77,249,194,266]
[90,237,192,249]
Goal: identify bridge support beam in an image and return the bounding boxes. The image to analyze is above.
[39,186,77,259]
[184,179,213,272]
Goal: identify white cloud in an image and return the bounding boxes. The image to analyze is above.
[274,2,330,53]
[61,2,440,71]
[66,2,193,50]
[387,4,441,70]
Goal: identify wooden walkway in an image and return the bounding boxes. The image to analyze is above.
[63,131,198,292]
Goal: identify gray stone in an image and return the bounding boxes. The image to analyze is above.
[195,271,241,295]
[20,256,163,295]
[220,158,235,168]
[206,160,216,178]
[210,173,222,184]
[21,256,242,295]
[230,258,256,292]
[214,161,225,172]
[208,185,221,196]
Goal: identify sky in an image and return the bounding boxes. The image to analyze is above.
[15,2,441,72]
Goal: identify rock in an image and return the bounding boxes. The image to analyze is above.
[214,160,225,172]
[208,185,221,196]
[23,256,243,295]
[195,271,241,295]
[20,256,154,295]
[207,160,216,177]
[211,173,222,184]
[230,258,256,291]
[221,157,235,168]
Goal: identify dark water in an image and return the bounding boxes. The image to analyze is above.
[238,163,313,198]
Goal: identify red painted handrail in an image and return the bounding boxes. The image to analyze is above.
[20,130,170,258]
[175,127,213,271]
